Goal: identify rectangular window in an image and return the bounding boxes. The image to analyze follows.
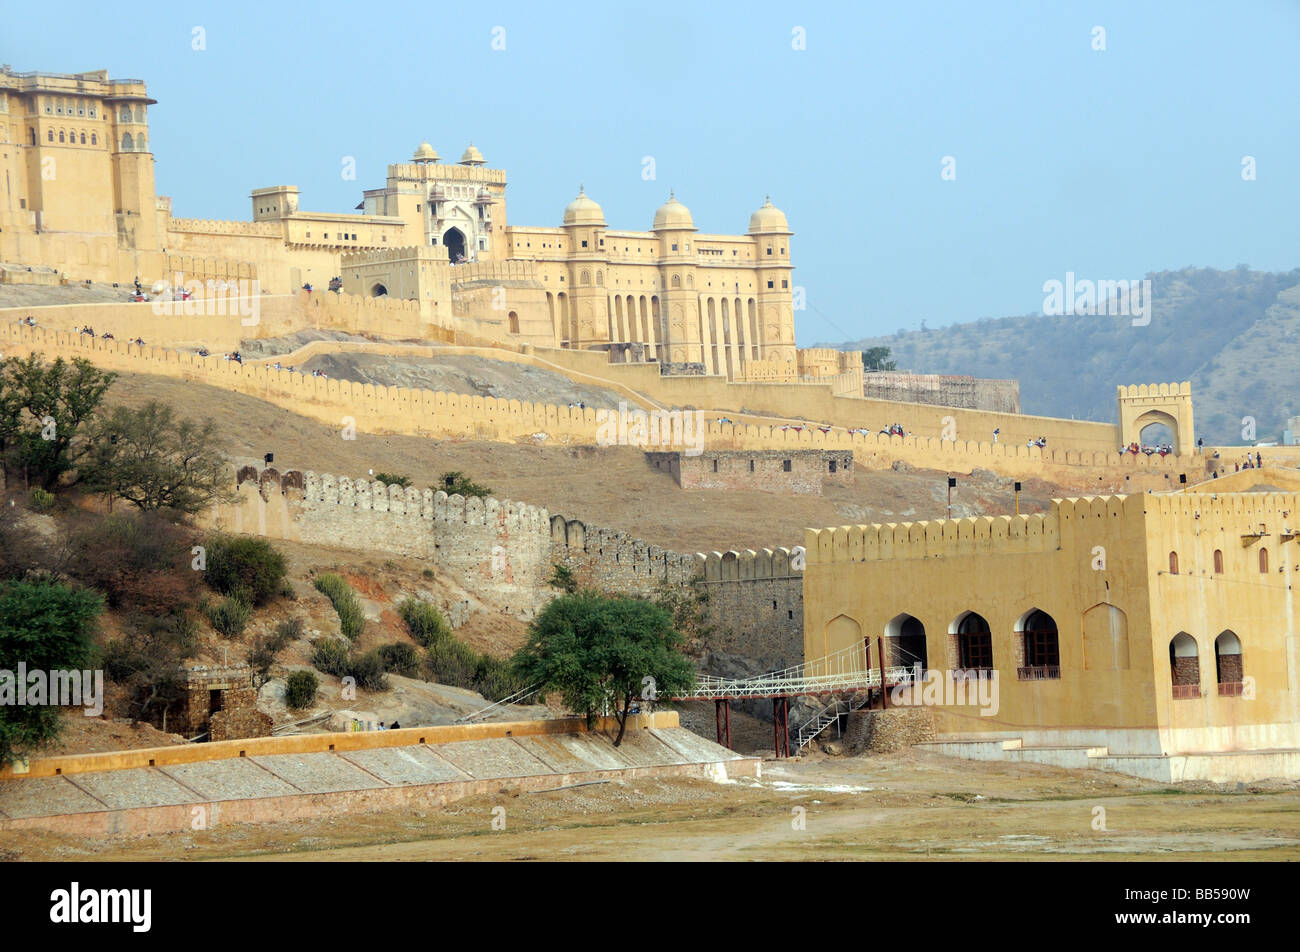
[782,279,788,288]
[767,281,774,289]
[782,459,792,472]
[581,240,588,247]
[671,243,678,251]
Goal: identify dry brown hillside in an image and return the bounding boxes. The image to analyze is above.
[102,371,1065,554]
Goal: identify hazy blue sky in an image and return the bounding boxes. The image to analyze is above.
[13,1,1300,344]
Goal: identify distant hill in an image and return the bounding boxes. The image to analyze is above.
[828,267,1300,445]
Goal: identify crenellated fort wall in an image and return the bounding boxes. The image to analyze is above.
[0,322,1196,491]
[213,467,806,670]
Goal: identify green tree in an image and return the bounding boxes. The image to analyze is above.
[0,579,103,766]
[79,401,238,513]
[860,346,897,372]
[0,355,116,490]
[103,612,199,730]
[513,593,695,746]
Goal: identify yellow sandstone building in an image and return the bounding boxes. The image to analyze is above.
[0,67,822,384]
[803,491,1300,781]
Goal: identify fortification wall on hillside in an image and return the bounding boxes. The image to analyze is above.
[0,322,1197,488]
[214,468,807,672]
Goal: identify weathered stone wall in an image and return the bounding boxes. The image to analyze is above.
[209,690,273,742]
[843,707,936,754]
[647,449,854,495]
[212,469,808,698]
[863,372,1022,414]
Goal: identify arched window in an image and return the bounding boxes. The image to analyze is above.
[58,130,65,143]
[595,270,603,286]
[508,311,519,334]
[1260,548,1269,573]
[121,132,133,151]
[671,274,680,288]
[1213,549,1223,574]
[47,129,53,142]
[120,106,132,122]
[884,613,927,672]
[136,134,146,151]
[1169,632,1199,698]
[90,133,96,145]
[79,132,86,144]
[1017,609,1060,680]
[580,270,590,286]
[1215,631,1243,695]
[951,611,993,674]
[1168,551,1178,574]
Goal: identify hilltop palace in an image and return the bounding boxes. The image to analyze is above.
[2,67,1300,782]
[0,66,858,384]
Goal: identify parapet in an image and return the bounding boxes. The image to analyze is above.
[804,510,1061,566]
[1117,381,1191,399]
[694,547,803,582]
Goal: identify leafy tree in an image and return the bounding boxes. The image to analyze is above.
[513,593,695,746]
[860,346,897,372]
[103,612,199,730]
[79,401,238,513]
[372,472,411,488]
[0,355,116,490]
[0,580,103,765]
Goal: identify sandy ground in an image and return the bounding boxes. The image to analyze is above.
[8,750,1299,862]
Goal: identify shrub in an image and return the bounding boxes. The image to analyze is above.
[549,564,578,594]
[349,649,389,691]
[313,573,364,640]
[100,611,196,730]
[475,654,526,703]
[427,639,479,690]
[204,535,287,606]
[310,638,350,678]
[439,471,492,499]
[284,670,319,710]
[65,511,199,613]
[372,472,411,488]
[398,597,450,647]
[279,579,296,600]
[377,642,420,677]
[421,568,434,579]
[247,617,302,688]
[203,595,252,638]
[29,488,56,513]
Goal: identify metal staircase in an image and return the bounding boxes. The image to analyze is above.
[795,690,872,752]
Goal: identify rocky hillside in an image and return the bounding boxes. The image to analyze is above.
[832,267,1300,445]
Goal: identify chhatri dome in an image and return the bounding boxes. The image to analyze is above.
[748,195,789,233]
[459,142,485,166]
[562,186,606,226]
[413,141,439,163]
[652,191,694,231]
